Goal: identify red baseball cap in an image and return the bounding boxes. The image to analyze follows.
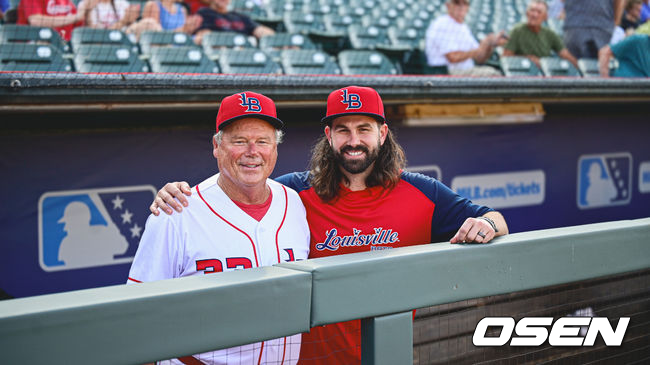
[216,91,284,132]
[321,86,386,124]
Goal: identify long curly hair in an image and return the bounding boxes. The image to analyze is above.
[308,126,407,202]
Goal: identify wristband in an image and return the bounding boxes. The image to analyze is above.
[478,216,498,233]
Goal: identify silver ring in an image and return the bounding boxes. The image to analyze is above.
[477,231,486,239]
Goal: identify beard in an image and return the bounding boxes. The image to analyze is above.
[333,142,380,174]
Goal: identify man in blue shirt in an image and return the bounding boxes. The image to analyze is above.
[598,34,650,77]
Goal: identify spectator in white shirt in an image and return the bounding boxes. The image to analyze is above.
[425,0,507,76]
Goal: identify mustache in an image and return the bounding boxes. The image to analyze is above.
[339,145,369,154]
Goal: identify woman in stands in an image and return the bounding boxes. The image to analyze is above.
[80,0,160,38]
[141,0,201,34]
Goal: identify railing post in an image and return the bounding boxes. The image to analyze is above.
[361,311,413,365]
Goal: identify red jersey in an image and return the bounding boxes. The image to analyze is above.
[17,0,80,41]
[276,171,492,365]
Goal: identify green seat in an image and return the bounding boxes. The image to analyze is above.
[0,43,72,71]
[283,11,326,34]
[70,27,137,53]
[361,15,395,31]
[500,56,542,76]
[387,26,422,49]
[217,49,282,74]
[73,44,150,73]
[323,14,355,35]
[0,24,69,53]
[139,31,195,57]
[348,24,389,50]
[201,31,254,60]
[337,49,397,75]
[540,57,581,77]
[280,49,340,75]
[577,57,618,78]
[148,46,219,73]
[259,33,317,61]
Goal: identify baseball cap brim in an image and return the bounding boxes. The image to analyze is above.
[218,114,284,132]
[321,112,386,125]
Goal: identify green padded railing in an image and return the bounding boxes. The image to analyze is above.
[1,218,648,364]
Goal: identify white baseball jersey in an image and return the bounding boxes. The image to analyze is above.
[128,173,310,365]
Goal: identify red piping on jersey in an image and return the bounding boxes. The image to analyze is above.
[274,185,289,263]
[178,356,205,364]
[281,336,287,365]
[196,184,260,267]
[274,186,289,365]
[127,277,142,283]
[257,341,265,365]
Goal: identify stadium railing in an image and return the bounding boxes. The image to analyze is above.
[0,218,649,364]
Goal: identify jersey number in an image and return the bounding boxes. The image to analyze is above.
[196,258,253,274]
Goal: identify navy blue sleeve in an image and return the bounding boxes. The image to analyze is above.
[401,172,493,242]
[274,171,311,193]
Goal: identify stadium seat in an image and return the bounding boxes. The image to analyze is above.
[577,58,600,77]
[500,56,542,76]
[539,57,581,77]
[387,26,422,49]
[0,24,69,53]
[338,49,398,75]
[348,25,390,49]
[139,31,196,57]
[231,0,282,31]
[73,44,150,73]
[577,58,617,78]
[280,49,340,74]
[148,46,219,73]
[283,11,326,34]
[0,43,72,71]
[201,31,255,61]
[361,15,395,31]
[70,27,137,54]
[323,14,354,35]
[217,49,282,74]
[259,33,317,61]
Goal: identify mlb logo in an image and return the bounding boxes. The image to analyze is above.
[577,153,632,209]
[38,186,156,271]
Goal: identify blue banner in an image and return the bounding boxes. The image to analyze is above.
[1,113,649,298]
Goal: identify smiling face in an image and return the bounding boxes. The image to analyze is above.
[325,115,388,175]
[526,1,548,30]
[213,118,278,193]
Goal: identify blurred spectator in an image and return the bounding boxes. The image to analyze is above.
[141,0,202,34]
[549,0,565,20]
[81,0,159,36]
[504,0,578,69]
[621,0,643,34]
[1,0,10,21]
[642,0,650,23]
[194,0,274,44]
[184,0,209,14]
[563,0,626,59]
[425,0,506,76]
[599,33,650,76]
[17,0,99,40]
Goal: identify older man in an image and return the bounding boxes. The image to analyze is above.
[194,0,275,44]
[504,0,578,69]
[425,0,507,76]
[128,92,310,364]
[150,86,509,364]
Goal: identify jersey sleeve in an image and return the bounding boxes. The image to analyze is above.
[127,213,182,284]
[401,172,493,242]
